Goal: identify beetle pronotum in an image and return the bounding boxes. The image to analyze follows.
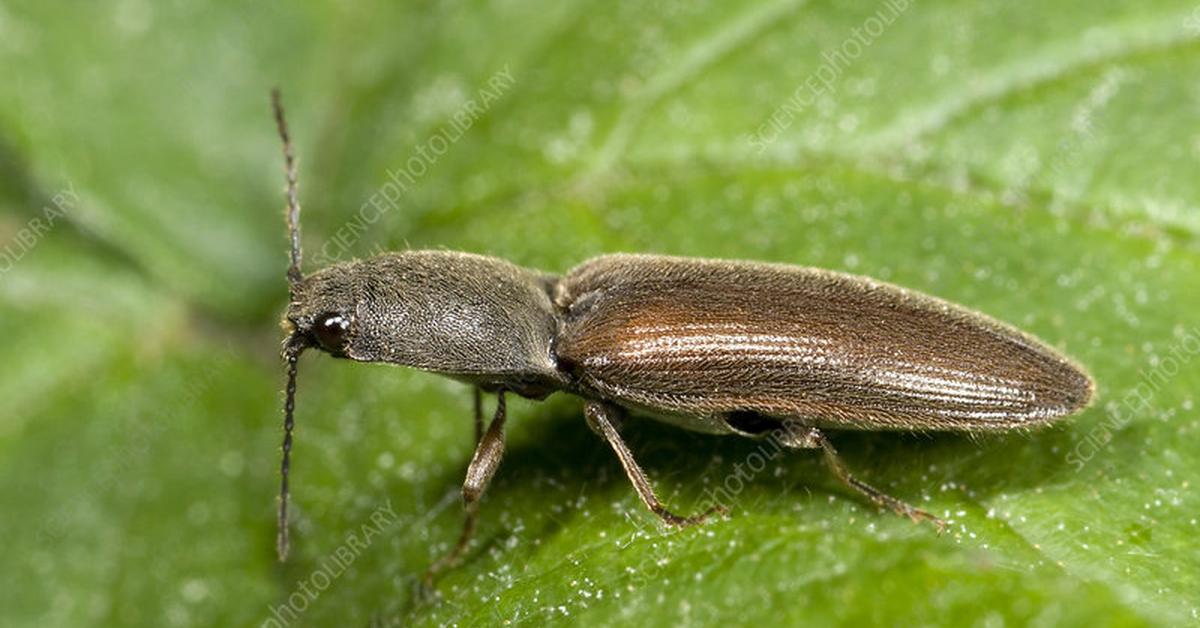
[269,91,1094,585]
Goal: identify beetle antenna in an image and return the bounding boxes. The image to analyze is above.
[277,338,304,561]
[271,88,303,290]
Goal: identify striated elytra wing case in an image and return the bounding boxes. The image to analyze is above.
[555,254,1093,433]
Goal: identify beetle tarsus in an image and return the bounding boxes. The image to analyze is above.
[785,425,946,532]
[654,503,729,527]
[420,499,479,598]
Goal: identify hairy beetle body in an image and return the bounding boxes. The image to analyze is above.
[267,92,1095,584]
[555,254,1093,434]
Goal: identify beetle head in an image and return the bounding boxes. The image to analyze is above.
[283,262,360,359]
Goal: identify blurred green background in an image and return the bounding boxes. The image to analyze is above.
[2,1,1198,626]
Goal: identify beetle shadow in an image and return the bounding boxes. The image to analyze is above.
[401,397,1083,595]
[488,402,1080,516]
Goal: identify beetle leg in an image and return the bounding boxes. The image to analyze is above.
[472,386,484,445]
[423,391,508,590]
[782,424,947,533]
[585,401,727,527]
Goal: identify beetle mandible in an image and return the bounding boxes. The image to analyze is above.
[268,91,1094,584]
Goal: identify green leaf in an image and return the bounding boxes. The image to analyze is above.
[1,1,1197,626]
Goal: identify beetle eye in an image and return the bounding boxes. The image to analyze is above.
[312,313,350,353]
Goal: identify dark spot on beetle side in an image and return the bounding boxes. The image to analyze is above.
[554,349,583,379]
[725,410,783,436]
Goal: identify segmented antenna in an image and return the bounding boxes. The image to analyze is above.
[277,345,300,561]
[271,88,303,288]
[273,88,304,562]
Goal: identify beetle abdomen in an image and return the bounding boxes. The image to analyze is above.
[556,255,1093,432]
